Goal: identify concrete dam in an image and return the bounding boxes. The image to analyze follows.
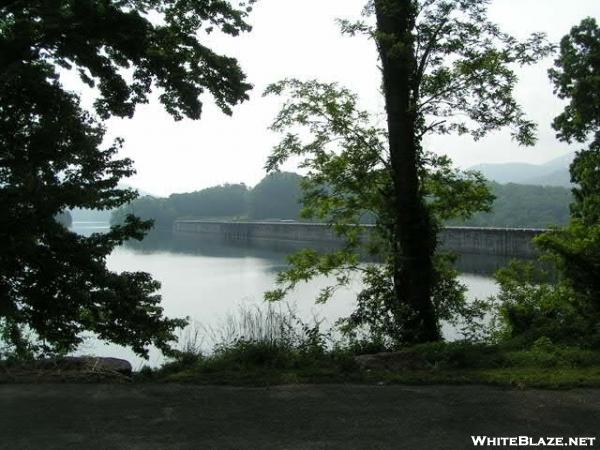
[173,220,546,258]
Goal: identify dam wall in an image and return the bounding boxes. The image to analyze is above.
[173,220,545,258]
[438,227,543,258]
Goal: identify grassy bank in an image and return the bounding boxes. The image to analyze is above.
[4,305,599,389]
[137,307,600,389]
[141,341,600,389]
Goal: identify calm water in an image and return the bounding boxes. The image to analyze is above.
[73,223,500,368]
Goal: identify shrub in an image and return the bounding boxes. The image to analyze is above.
[492,260,598,347]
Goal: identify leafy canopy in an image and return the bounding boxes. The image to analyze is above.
[1,0,255,119]
[0,0,254,358]
[341,0,552,144]
[494,17,600,347]
[262,0,552,344]
[537,17,600,314]
[548,17,600,145]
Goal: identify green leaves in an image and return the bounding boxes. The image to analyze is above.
[1,0,255,357]
[264,248,360,306]
[264,0,555,345]
[416,14,552,145]
[570,139,600,224]
[1,0,253,121]
[423,153,494,222]
[536,221,600,313]
[541,17,600,299]
[548,17,599,234]
[340,0,553,145]
[263,77,493,343]
[549,17,600,144]
[492,17,600,348]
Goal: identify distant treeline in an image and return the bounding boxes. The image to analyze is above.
[110,172,304,229]
[110,173,573,231]
[449,182,572,228]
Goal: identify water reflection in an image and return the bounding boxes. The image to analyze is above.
[454,253,519,276]
[135,230,526,277]
[71,221,110,236]
[78,223,528,278]
[72,223,507,367]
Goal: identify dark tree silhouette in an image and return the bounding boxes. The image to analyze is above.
[538,17,600,313]
[0,0,254,357]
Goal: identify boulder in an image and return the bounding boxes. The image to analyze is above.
[63,357,133,376]
[0,356,133,383]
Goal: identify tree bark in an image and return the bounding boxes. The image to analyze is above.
[375,0,441,343]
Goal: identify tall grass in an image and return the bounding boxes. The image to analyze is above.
[158,303,332,374]
[209,303,301,350]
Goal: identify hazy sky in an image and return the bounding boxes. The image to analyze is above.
[94,0,600,197]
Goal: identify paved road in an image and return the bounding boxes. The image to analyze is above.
[1,384,598,449]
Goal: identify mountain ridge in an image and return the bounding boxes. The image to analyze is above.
[469,152,574,187]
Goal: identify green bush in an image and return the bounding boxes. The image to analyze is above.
[492,260,597,347]
[156,304,333,375]
[503,338,600,368]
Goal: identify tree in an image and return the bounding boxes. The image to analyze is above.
[548,18,599,148]
[537,17,600,315]
[0,0,254,358]
[264,0,552,345]
[490,18,600,347]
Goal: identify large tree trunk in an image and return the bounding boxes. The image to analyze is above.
[375,0,441,343]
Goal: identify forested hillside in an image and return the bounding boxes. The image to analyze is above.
[110,172,304,229]
[449,182,573,228]
[111,173,572,232]
[248,172,303,220]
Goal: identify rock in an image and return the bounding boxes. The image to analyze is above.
[0,356,133,383]
[64,357,133,376]
[35,356,133,376]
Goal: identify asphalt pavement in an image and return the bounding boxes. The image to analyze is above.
[1,384,598,449]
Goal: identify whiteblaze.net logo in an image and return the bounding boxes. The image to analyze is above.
[471,436,597,447]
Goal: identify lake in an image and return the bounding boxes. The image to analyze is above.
[73,222,501,368]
